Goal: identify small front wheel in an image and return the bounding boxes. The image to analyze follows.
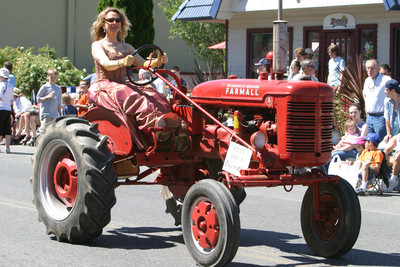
[182,179,240,267]
[301,179,361,258]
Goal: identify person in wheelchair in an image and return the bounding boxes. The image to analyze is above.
[355,133,384,195]
[88,7,180,150]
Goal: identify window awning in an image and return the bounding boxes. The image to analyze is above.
[208,41,226,49]
[171,0,222,21]
[383,0,400,11]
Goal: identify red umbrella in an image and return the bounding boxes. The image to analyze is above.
[208,41,226,49]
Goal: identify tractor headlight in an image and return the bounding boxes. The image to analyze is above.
[250,131,266,149]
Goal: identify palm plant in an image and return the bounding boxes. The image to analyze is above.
[334,54,368,133]
[191,58,226,87]
[338,54,367,111]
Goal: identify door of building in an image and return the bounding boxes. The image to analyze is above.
[322,30,355,82]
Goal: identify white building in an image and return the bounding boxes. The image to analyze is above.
[173,0,400,82]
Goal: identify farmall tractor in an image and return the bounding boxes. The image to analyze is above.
[32,45,361,267]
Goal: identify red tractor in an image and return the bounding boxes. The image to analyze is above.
[32,45,361,267]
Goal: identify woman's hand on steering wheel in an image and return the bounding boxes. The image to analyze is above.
[144,53,168,69]
[119,55,135,67]
[126,44,165,86]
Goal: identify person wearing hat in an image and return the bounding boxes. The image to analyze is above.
[381,80,400,146]
[305,48,319,73]
[12,88,32,144]
[381,81,400,192]
[327,44,345,90]
[254,58,270,79]
[0,68,14,153]
[355,133,384,195]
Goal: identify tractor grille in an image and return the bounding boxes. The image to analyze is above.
[287,102,333,153]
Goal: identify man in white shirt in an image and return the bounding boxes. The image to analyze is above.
[153,73,167,96]
[363,59,392,142]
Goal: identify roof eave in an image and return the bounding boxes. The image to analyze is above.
[171,0,225,22]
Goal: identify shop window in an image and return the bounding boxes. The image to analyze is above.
[304,26,322,80]
[390,23,400,81]
[246,27,293,78]
[360,29,374,60]
[356,24,377,61]
[248,30,273,79]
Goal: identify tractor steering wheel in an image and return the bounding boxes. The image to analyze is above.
[126,44,164,86]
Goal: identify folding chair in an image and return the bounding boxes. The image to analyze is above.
[356,151,390,195]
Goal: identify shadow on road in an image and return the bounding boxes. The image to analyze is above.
[5,151,34,156]
[75,225,399,266]
[237,228,400,266]
[87,226,184,250]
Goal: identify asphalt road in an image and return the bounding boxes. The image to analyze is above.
[1,145,400,266]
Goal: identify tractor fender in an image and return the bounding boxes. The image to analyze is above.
[84,107,135,156]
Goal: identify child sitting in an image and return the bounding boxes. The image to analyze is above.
[355,133,384,196]
[61,93,78,116]
[333,119,359,152]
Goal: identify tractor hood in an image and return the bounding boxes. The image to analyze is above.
[191,79,333,106]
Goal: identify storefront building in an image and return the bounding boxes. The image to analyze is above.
[173,0,400,82]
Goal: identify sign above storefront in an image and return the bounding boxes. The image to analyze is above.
[323,13,355,30]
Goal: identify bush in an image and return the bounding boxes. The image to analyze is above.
[0,45,87,98]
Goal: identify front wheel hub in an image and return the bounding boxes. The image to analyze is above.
[53,153,78,207]
[192,201,219,249]
[312,194,341,240]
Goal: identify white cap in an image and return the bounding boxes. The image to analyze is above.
[0,68,10,79]
[305,48,313,55]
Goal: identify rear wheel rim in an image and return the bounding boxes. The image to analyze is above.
[190,197,220,253]
[53,152,78,208]
[39,140,78,220]
[312,193,341,241]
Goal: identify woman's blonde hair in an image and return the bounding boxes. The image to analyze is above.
[90,7,131,42]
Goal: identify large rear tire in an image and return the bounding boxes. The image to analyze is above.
[32,117,117,243]
[301,179,361,258]
[182,179,240,267]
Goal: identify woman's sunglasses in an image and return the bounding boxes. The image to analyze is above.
[105,18,121,24]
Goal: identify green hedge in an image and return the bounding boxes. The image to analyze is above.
[0,45,87,98]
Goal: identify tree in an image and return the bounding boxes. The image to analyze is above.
[158,0,226,69]
[98,0,155,48]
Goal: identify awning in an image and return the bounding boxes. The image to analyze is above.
[383,0,400,11]
[208,41,226,49]
[171,0,222,21]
